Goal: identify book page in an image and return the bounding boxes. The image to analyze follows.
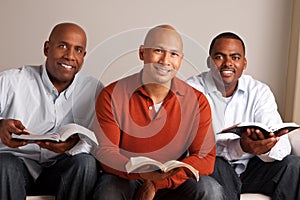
[125,156,163,173]
[163,160,199,181]
[56,123,98,144]
[11,133,60,142]
[12,123,98,145]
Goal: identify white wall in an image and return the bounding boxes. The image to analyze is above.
[0,0,292,118]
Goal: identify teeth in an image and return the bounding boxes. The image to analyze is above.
[222,70,233,74]
[156,66,172,73]
[61,64,73,69]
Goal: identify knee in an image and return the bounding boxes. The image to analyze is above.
[281,155,300,169]
[0,153,22,171]
[72,153,97,170]
[70,154,98,180]
[93,174,136,200]
[197,176,225,200]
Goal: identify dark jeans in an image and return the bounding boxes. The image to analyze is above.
[0,152,98,200]
[211,155,300,200]
[93,173,225,200]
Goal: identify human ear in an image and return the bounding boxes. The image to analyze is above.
[243,57,247,70]
[139,45,145,61]
[43,41,49,56]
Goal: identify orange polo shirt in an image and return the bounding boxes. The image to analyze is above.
[95,72,216,190]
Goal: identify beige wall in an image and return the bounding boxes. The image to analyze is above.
[0,0,294,119]
[285,0,300,124]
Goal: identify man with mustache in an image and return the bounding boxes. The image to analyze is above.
[186,32,300,199]
[93,25,224,200]
[0,22,103,199]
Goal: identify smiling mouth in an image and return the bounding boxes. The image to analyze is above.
[60,63,74,69]
[220,68,235,76]
[154,65,172,74]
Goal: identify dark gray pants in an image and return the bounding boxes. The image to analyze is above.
[93,173,225,200]
[0,152,98,200]
[211,155,300,200]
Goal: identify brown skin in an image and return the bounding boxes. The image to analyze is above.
[210,37,287,154]
[0,23,86,152]
[135,25,184,200]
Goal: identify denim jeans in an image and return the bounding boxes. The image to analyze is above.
[0,152,98,200]
[93,173,225,200]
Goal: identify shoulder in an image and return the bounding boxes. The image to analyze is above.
[0,65,41,82]
[186,71,210,93]
[174,77,209,106]
[103,73,139,92]
[240,75,272,93]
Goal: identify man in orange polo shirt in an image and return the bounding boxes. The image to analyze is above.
[93,25,224,200]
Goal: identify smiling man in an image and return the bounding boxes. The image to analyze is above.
[0,22,103,199]
[93,25,224,200]
[186,32,300,200]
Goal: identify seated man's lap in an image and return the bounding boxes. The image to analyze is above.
[93,173,224,200]
[240,155,300,195]
[32,153,98,195]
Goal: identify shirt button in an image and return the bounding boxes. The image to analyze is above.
[149,106,153,110]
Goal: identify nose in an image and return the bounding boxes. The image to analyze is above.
[159,51,171,66]
[224,57,233,67]
[64,48,76,61]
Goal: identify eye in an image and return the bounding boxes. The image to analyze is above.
[75,47,84,54]
[214,55,223,60]
[154,48,163,53]
[232,55,240,61]
[58,44,67,49]
[171,51,180,57]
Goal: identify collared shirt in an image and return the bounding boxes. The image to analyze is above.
[95,71,216,190]
[186,71,291,175]
[0,64,103,179]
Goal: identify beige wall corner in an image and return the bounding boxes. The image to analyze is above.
[285,0,300,123]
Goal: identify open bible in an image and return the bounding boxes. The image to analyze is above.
[12,123,98,145]
[125,156,199,181]
[220,122,300,138]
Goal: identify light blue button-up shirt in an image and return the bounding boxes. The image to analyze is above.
[186,71,291,175]
[0,64,103,178]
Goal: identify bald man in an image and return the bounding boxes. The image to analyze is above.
[93,25,224,200]
[0,22,103,199]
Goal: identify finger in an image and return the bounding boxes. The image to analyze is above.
[276,129,289,137]
[14,120,26,130]
[255,129,265,140]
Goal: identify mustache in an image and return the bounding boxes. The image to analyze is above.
[220,66,236,72]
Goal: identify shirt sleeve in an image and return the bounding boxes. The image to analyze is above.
[94,86,140,180]
[251,84,291,161]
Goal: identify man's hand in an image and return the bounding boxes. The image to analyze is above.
[35,134,79,153]
[240,128,279,154]
[0,119,28,148]
[135,180,155,200]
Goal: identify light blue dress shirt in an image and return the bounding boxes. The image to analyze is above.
[0,64,103,179]
[186,71,291,175]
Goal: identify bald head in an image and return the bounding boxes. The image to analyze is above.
[48,22,87,48]
[143,24,183,54]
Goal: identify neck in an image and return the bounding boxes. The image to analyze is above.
[143,83,170,104]
[213,78,238,98]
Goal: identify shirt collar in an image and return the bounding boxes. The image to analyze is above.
[41,62,78,99]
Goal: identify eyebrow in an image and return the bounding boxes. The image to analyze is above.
[214,52,242,57]
[58,41,85,49]
[149,45,183,54]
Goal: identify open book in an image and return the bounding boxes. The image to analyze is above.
[220,122,300,138]
[125,156,199,181]
[12,123,98,145]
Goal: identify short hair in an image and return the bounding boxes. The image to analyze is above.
[209,32,246,55]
